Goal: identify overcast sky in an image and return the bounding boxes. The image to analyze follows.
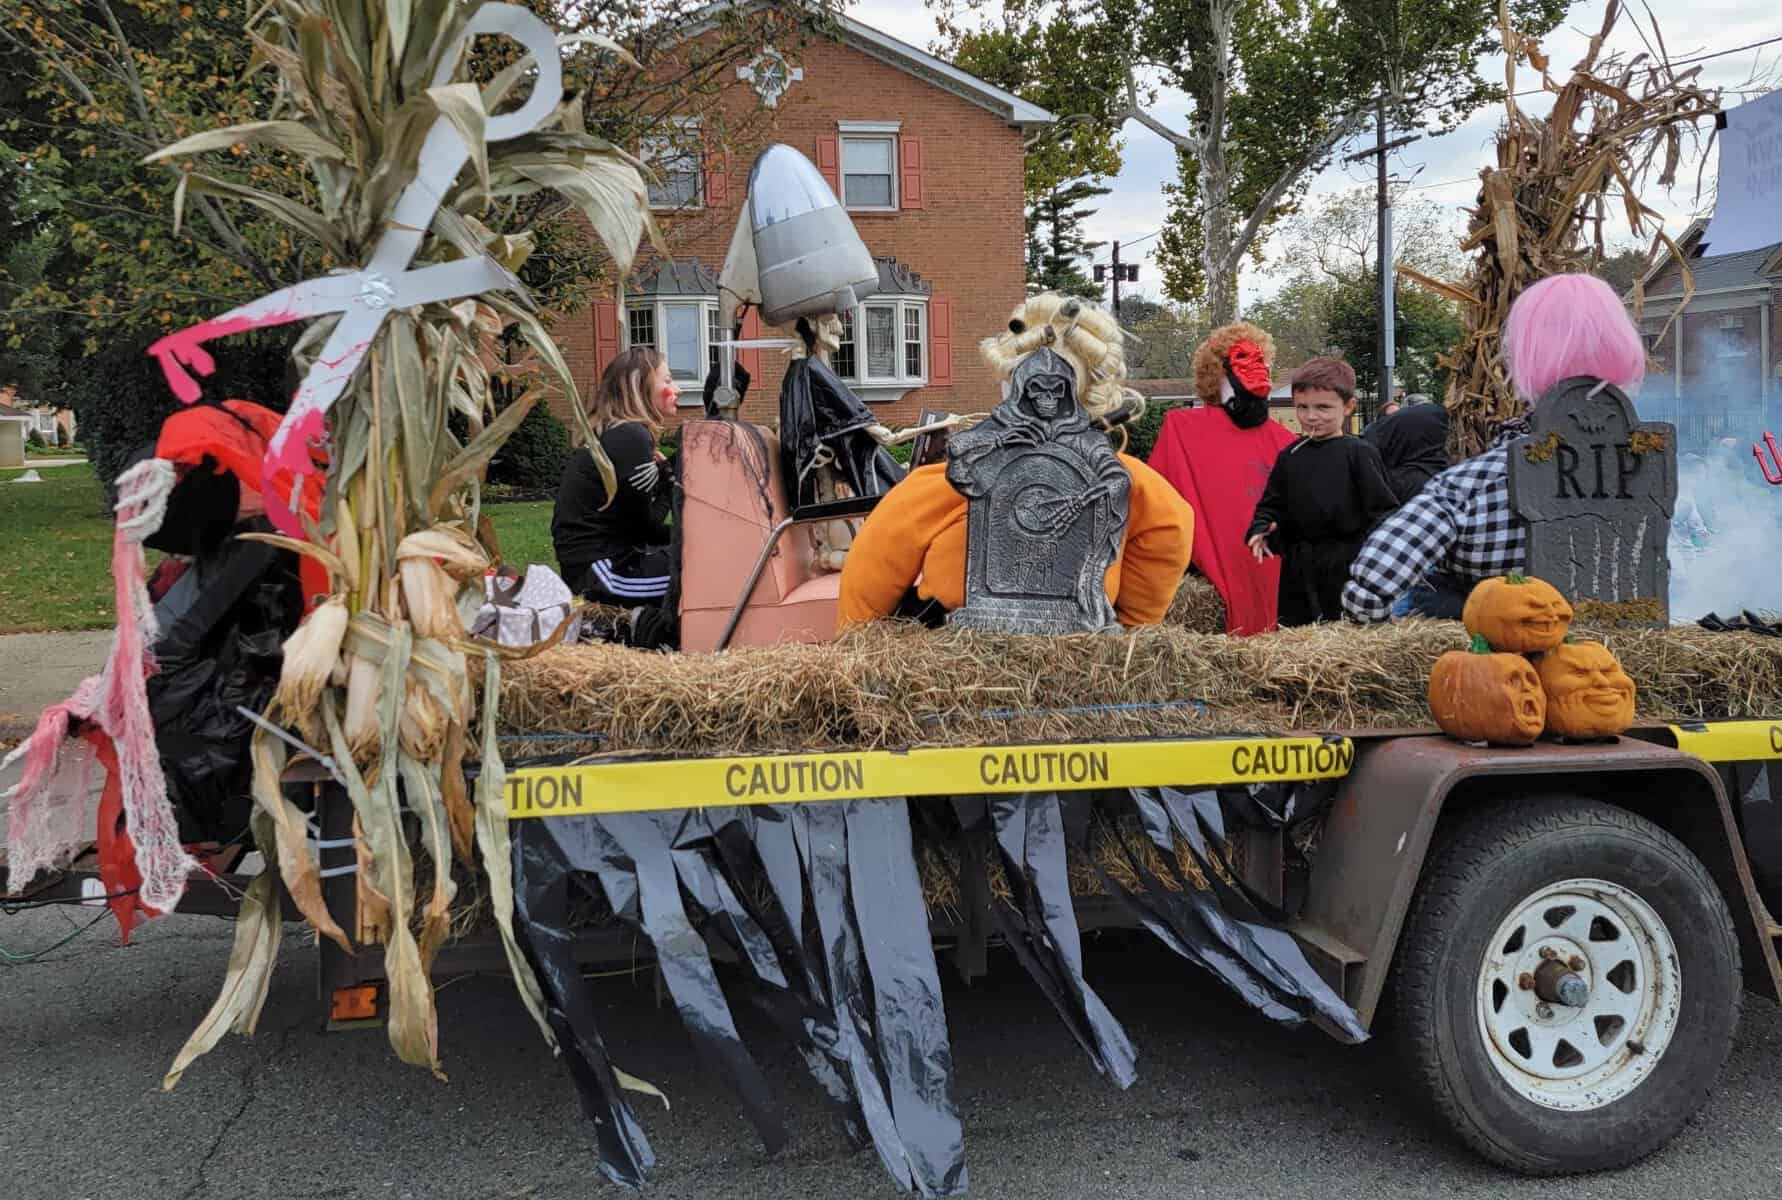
[846,0,1781,306]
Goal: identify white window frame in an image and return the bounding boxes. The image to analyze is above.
[625,297,721,404]
[832,295,929,397]
[837,121,901,213]
[640,117,704,213]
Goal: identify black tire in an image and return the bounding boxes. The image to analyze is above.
[1392,795,1741,1174]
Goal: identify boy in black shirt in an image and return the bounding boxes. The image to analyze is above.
[1245,358,1398,626]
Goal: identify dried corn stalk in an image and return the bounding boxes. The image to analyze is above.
[156,0,658,1084]
[1402,0,1720,458]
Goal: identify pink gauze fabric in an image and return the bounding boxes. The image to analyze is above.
[1,458,196,913]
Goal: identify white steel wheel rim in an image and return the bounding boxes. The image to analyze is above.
[1474,877,1680,1111]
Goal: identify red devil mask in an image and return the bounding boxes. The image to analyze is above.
[1222,340,1271,428]
[1226,341,1270,399]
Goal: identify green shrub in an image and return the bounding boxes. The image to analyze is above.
[486,400,572,490]
[73,330,293,503]
[1121,398,1188,461]
[25,429,46,450]
[885,440,914,466]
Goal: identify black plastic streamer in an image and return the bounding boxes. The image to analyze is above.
[842,799,967,1196]
[1063,789,1366,1041]
[1146,788,1366,1042]
[953,794,1138,1087]
[509,785,1364,1193]
[509,800,967,1196]
[511,818,657,1189]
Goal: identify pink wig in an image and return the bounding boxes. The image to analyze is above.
[1502,274,1646,403]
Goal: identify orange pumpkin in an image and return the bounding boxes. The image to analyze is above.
[1429,634,1547,746]
[1462,574,1574,653]
[1536,640,1636,739]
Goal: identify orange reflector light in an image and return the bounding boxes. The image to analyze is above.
[330,984,381,1022]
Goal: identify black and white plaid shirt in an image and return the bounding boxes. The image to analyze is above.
[1342,417,1531,623]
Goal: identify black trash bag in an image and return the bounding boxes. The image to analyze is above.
[147,515,303,843]
[1217,779,1339,833]
[779,353,904,509]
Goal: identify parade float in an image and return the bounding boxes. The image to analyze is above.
[6,1,1782,1195]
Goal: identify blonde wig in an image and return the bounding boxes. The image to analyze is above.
[589,346,667,434]
[979,293,1141,424]
[1191,321,1277,407]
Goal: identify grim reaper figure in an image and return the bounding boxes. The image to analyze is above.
[946,347,1130,633]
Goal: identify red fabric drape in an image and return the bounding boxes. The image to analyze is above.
[1147,406,1297,635]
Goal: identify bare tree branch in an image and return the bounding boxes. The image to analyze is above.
[1117,67,1195,150]
[1224,106,1371,274]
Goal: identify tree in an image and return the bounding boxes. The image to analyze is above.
[1123,301,1211,380]
[1271,185,1466,284]
[1589,246,1651,296]
[1027,176,1111,299]
[945,13,1125,196]
[1325,271,1462,400]
[0,0,827,480]
[937,0,1568,323]
[1242,275,1339,371]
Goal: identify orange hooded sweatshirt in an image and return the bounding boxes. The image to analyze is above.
[838,453,1195,628]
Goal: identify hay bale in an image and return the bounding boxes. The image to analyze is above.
[1164,573,1226,634]
[499,620,1782,755]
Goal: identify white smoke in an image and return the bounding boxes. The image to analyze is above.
[1668,442,1782,621]
[1654,316,1782,622]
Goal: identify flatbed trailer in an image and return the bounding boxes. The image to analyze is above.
[18,718,1782,1177]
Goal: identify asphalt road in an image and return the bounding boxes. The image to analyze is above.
[4,906,1781,1200]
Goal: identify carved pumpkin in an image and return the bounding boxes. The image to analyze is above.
[1428,635,1547,746]
[1462,573,1574,653]
[1536,640,1636,739]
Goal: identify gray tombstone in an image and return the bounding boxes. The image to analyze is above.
[1505,376,1678,620]
[945,347,1131,634]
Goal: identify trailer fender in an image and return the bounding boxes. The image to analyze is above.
[1294,734,1782,1029]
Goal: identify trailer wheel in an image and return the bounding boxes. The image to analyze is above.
[1392,795,1740,1174]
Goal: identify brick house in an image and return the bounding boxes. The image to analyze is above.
[1629,220,1782,443]
[550,10,1053,432]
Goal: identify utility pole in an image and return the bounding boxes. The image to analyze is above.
[1111,239,1123,319]
[1344,95,1421,419]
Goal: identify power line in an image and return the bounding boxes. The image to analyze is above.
[1089,228,1160,268]
[1668,34,1782,67]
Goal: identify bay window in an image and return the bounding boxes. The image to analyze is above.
[626,297,721,398]
[832,296,928,395]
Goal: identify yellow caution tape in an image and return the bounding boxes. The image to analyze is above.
[506,736,1356,819]
[1669,721,1782,762]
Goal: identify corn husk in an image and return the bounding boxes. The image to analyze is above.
[162,0,652,1092]
[272,595,348,740]
[334,500,361,595]
[1417,2,1718,457]
[399,678,450,761]
[396,527,489,580]
[343,652,383,766]
[399,557,466,641]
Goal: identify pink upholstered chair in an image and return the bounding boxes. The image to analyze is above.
[677,420,875,652]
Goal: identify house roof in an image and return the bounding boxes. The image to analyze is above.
[1127,379,1195,401]
[1640,218,1782,300]
[684,3,1055,129]
[0,403,28,419]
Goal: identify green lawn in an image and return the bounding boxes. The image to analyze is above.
[0,464,119,632]
[487,499,554,570]
[0,461,558,633]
